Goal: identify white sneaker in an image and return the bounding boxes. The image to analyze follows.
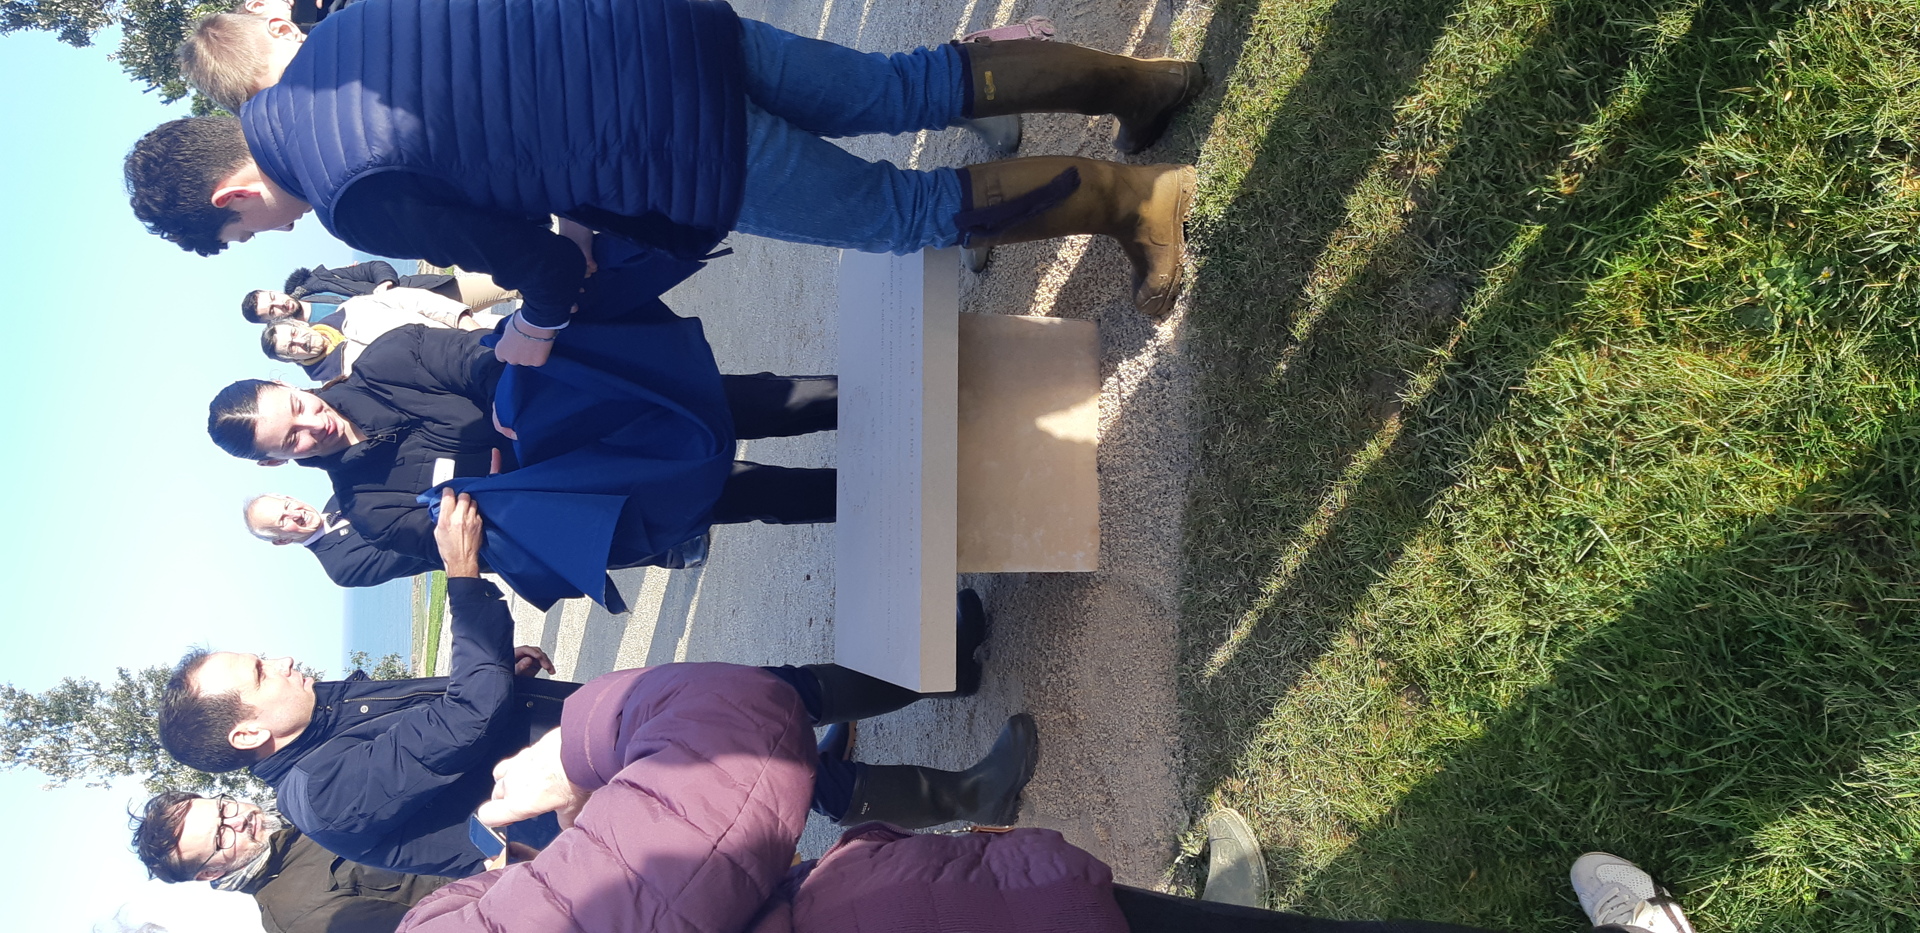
[1198,808,1269,907]
[1570,852,1697,933]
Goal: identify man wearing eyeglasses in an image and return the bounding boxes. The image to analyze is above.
[130,791,448,933]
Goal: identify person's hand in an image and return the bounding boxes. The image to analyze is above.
[476,730,589,830]
[494,314,557,366]
[491,404,518,441]
[433,489,483,578]
[513,645,555,676]
[372,280,395,293]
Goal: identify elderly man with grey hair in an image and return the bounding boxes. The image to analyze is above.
[243,492,709,587]
[244,493,440,587]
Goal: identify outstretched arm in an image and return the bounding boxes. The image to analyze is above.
[332,172,586,366]
[284,493,518,871]
[311,528,440,587]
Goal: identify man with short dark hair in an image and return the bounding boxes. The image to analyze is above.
[258,282,500,382]
[240,288,337,326]
[130,791,447,933]
[128,0,1205,348]
[157,490,577,876]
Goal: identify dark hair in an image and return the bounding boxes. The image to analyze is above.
[207,379,272,460]
[240,289,271,324]
[157,650,254,773]
[131,791,202,882]
[124,117,251,257]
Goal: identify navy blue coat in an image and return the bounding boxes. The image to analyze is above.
[305,497,440,588]
[250,579,580,877]
[243,0,747,258]
[296,237,733,609]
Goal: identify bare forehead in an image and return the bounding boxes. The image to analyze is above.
[195,651,262,688]
[246,496,289,520]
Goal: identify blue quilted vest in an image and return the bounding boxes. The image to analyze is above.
[242,0,747,257]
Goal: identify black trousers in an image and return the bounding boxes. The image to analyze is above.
[1111,887,1642,933]
[1112,886,1492,933]
[710,373,838,525]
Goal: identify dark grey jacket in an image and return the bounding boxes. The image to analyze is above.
[240,828,450,933]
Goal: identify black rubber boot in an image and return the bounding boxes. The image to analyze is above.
[841,713,1039,828]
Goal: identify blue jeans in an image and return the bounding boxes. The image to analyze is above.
[733,19,969,253]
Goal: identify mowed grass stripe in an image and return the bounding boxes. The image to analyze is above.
[1172,0,1920,929]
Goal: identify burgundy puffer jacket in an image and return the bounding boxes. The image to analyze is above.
[395,662,1129,933]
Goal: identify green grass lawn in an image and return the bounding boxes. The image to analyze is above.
[411,571,448,676]
[1167,0,1920,929]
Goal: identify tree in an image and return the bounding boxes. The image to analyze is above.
[0,0,231,104]
[349,650,411,681]
[0,665,268,798]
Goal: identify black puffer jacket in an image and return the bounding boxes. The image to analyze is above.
[299,325,511,561]
[286,261,454,302]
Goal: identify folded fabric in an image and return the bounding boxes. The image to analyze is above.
[425,283,735,609]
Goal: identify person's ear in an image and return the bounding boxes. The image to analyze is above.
[256,458,288,467]
[241,0,268,12]
[270,538,295,546]
[195,866,228,882]
[211,181,264,210]
[229,721,272,753]
[265,16,303,41]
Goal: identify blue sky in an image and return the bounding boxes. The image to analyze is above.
[0,29,359,931]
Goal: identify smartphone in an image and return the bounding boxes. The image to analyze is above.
[467,814,509,869]
[467,811,565,867]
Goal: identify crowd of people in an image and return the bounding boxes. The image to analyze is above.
[103,0,1698,931]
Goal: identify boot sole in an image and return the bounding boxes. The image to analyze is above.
[977,712,1040,826]
[1116,61,1210,154]
[1137,165,1198,319]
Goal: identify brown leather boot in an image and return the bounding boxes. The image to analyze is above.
[958,156,1196,318]
[962,39,1207,154]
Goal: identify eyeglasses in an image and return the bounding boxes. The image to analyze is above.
[189,796,243,877]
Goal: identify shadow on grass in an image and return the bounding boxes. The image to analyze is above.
[1180,0,1803,798]
[1296,415,1920,931]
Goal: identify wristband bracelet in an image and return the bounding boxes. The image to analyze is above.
[510,312,556,341]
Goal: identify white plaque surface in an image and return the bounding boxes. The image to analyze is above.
[835,248,959,691]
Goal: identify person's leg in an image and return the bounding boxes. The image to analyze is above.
[1109,887,1500,933]
[760,590,991,719]
[734,102,965,253]
[833,713,1038,828]
[737,18,967,137]
[723,373,838,439]
[429,272,520,311]
[710,460,835,525]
